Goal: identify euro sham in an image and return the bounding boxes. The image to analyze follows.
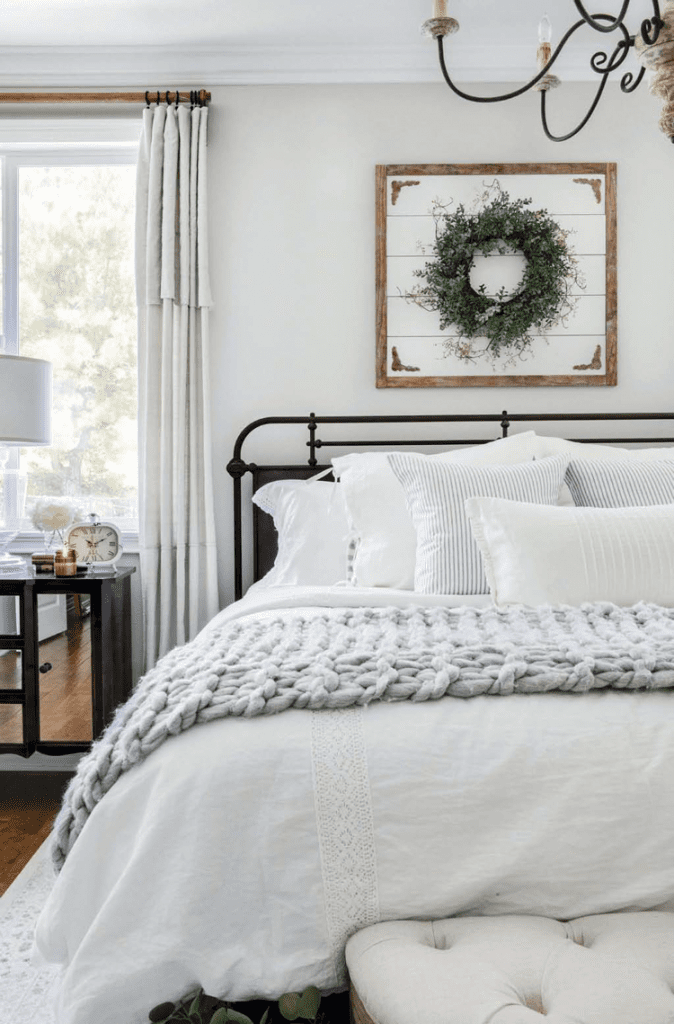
[252,479,351,587]
[565,458,674,508]
[535,436,674,507]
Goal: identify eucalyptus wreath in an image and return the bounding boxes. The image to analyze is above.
[409,188,582,365]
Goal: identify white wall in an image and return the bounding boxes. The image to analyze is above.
[207,81,674,602]
[2,79,671,767]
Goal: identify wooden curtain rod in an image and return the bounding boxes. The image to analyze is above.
[0,90,211,105]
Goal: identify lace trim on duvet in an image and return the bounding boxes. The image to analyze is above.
[310,708,380,985]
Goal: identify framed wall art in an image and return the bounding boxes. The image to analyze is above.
[375,162,617,388]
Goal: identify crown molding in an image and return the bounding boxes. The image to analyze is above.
[0,43,620,88]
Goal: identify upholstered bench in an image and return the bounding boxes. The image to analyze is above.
[345,913,674,1024]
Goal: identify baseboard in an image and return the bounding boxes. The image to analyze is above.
[0,751,84,772]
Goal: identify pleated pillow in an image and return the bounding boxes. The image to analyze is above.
[467,496,674,607]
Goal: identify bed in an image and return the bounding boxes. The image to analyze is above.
[34,410,674,1024]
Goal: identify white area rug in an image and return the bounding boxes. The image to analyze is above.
[0,839,61,1024]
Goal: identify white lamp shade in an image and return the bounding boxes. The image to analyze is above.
[0,354,52,445]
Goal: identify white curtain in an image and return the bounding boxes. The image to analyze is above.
[135,101,219,670]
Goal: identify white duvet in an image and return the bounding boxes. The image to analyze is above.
[34,586,674,1024]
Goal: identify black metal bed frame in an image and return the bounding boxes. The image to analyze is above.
[226,410,674,601]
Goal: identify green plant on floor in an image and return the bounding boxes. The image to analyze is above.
[148,985,322,1024]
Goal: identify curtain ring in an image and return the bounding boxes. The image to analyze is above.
[145,90,150,108]
[175,90,180,108]
[156,90,160,106]
[165,90,170,105]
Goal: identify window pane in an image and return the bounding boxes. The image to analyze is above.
[18,165,137,528]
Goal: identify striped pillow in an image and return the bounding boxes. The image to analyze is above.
[566,459,674,508]
[387,454,568,595]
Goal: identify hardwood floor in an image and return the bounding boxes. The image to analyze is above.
[0,771,73,895]
[0,600,87,894]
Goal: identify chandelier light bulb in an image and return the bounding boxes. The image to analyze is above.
[538,14,552,44]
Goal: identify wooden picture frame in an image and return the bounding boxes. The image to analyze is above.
[375,163,617,388]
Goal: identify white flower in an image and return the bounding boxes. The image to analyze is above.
[31,498,77,533]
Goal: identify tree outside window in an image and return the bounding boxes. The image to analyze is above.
[0,154,138,531]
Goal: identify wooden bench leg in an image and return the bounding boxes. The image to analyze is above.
[350,984,376,1024]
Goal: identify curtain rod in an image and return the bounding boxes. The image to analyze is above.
[0,90,211,105]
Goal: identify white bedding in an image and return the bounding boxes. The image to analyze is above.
[34,586,674,1024]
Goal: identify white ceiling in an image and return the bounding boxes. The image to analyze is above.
[0,0,657,88]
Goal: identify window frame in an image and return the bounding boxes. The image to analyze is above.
[0,129,140,549]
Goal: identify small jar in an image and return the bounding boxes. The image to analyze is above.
[54,547,77,577]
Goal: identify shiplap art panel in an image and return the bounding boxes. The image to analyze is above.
[375,164,617,388]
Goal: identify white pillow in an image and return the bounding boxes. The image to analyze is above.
[466,495,674,607]
[565,458,674,508]
[387,454,568,595]
[332,431,544,590]
[534,435,674,507]
[536,435,674,461]
[252,480,351,587]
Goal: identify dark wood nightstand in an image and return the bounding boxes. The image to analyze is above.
[0,566,135,757]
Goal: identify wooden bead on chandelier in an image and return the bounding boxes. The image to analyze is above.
[422,0,674,143]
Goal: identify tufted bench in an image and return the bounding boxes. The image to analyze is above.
[345,913,674,1024]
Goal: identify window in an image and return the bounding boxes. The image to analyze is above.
[0,127,139,534]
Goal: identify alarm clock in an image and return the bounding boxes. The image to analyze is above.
[66,514,123,571]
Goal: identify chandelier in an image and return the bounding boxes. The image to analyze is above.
[422,1,674,143]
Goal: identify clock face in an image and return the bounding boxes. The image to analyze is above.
[67,522,121,564]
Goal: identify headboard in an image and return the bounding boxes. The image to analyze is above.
[226,410,674,601]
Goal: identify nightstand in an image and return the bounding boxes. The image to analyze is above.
[0,566,135,757]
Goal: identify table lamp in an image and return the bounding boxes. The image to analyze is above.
[0,354,52,574]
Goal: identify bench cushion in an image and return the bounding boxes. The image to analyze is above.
[345,913,674,1024]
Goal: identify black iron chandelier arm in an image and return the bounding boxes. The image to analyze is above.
[540,19,638,140]
[621,63,647,93]
[639,7,664,45]
[573,0,663,43]
[540,73,611,141]
[436,16,588,104]
[573,0,632,33]
[589,25,632,76]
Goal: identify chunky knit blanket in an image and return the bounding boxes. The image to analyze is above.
[52,601,674,870]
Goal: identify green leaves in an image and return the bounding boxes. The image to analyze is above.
[278,986,321,1021]
[210,1009,255,1024]
[149,986,321,1024]
[189,993,205,1017]
[209,1011,231,1024]
[278,994,300,1020]
[411,188,581,365]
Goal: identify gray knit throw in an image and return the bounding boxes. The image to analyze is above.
[52,601,674,870]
